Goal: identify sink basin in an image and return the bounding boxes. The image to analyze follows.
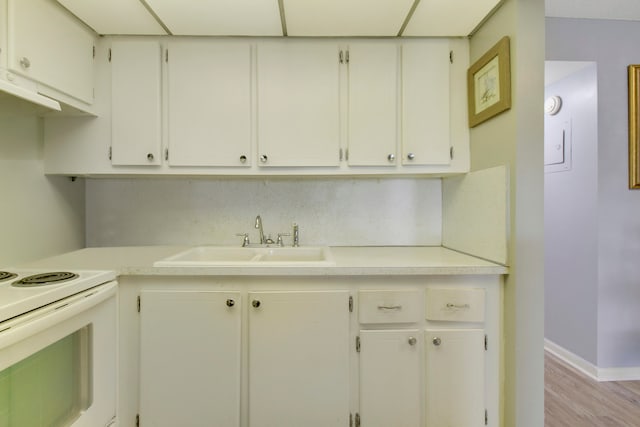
[154,246,335,267]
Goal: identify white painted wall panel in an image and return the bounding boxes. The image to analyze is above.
[442,166,508,265]
[0,117,84,265]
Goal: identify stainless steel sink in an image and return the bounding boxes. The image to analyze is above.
[153,246,335,267]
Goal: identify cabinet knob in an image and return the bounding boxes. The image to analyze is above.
[252,300,261,308]
[387,153,395,162]
[259,155,268,163]
[226,299,235,307]
[407,152,416,161]
[239,155,247,163]
[19,57,31,69]
[432,337,442,346]
[408,336,417,346]
[147,153,154,162]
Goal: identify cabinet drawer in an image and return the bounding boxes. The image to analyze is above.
[359,290,421,324]
[425,288,485,322]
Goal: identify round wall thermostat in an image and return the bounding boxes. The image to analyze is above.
[545,95,562,115]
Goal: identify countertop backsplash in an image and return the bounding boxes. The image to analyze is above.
[86,177,442,247]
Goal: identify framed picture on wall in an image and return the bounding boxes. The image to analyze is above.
[467,36,511,128]
[628,64,640,189]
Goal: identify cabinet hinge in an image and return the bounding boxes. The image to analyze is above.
[339,148,343,162]
[92,45,95,59]
[165,148,169,161]
[345,149,349,161]
[355,336,361,353]
[450,146,454,160]
[137,296,141,313]
[108,146,112,160]
[355,413,360,427]
[349,296,353,312]
[484,334,488,351]
[485,409,488,425]
[346,50,350,64]
[339,50,344,64]
[449,50,454,64]
[108,48,112,63]
[136,414,140,427]
[165,48,168,63]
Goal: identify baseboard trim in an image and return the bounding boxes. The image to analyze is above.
[545,339,640,382]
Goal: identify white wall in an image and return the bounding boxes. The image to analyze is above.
[85,177,442,247]
[544,63,599,364]
[0,116,85,265]
[547,17,640,369]
[469,0,545,425]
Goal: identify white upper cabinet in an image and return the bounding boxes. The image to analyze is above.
[256,42,341,167]
[346,43,398,167]
[8,0,95,103]
[166,41,252,167]
[110,40,162,166]
[402,40,451,166]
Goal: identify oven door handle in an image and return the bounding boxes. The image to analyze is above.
[0,281,117,349]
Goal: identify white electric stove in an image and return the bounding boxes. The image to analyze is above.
[0,268,116,323]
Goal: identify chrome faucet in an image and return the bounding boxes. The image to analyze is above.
[255,215,265,244]
[292,223,299,247]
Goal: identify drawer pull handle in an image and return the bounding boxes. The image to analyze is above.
[378,305,402,311]
[446,303,470,310]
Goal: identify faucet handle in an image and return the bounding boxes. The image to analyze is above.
[235,233,250,247]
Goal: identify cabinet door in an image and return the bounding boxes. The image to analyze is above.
[167,42,252,167]
[8,0,95,103]
[139,290,241,427]
[248,290,350,427]
[111,40,162,166]
[359,329,421,427]
[347,43,398,166]
[402,41,451,166]
[425,329,485,427]
[256,43,340,167]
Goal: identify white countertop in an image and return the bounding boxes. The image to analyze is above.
[20,246,508,276]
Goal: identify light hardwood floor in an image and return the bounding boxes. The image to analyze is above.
[545,351,640,426]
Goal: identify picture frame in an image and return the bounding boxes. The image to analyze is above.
[467,36,511,128]
[628,65,640,189]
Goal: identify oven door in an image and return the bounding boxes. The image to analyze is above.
[0,281,117,427]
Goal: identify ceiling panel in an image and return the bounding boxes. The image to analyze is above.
[545,0,640,21]
[403,0,502,36]
[283,0,415,36]
[56,0,167,35]
[145,0,283,36]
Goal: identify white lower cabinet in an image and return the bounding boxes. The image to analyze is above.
[121,276,501,427]
[425,329,486,427]
[248,291,350,427]
[139,290,241,427]
[359,329,421,427]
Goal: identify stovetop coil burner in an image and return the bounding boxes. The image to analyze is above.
[12,272,79,287]
[0,271,17,282]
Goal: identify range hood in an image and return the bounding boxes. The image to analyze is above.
[0,78,61,112]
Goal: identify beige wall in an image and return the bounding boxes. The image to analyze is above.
[0,116,85,265]
[470,0,545,425]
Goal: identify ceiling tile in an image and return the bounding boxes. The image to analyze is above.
[283,0,416,36]
[403,0,502,36]
[56,0,167,35]
[145,0,283,36]
[546,0,640,21]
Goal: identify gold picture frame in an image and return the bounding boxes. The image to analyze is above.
[628,65,640,188]
[467,36,511,128]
